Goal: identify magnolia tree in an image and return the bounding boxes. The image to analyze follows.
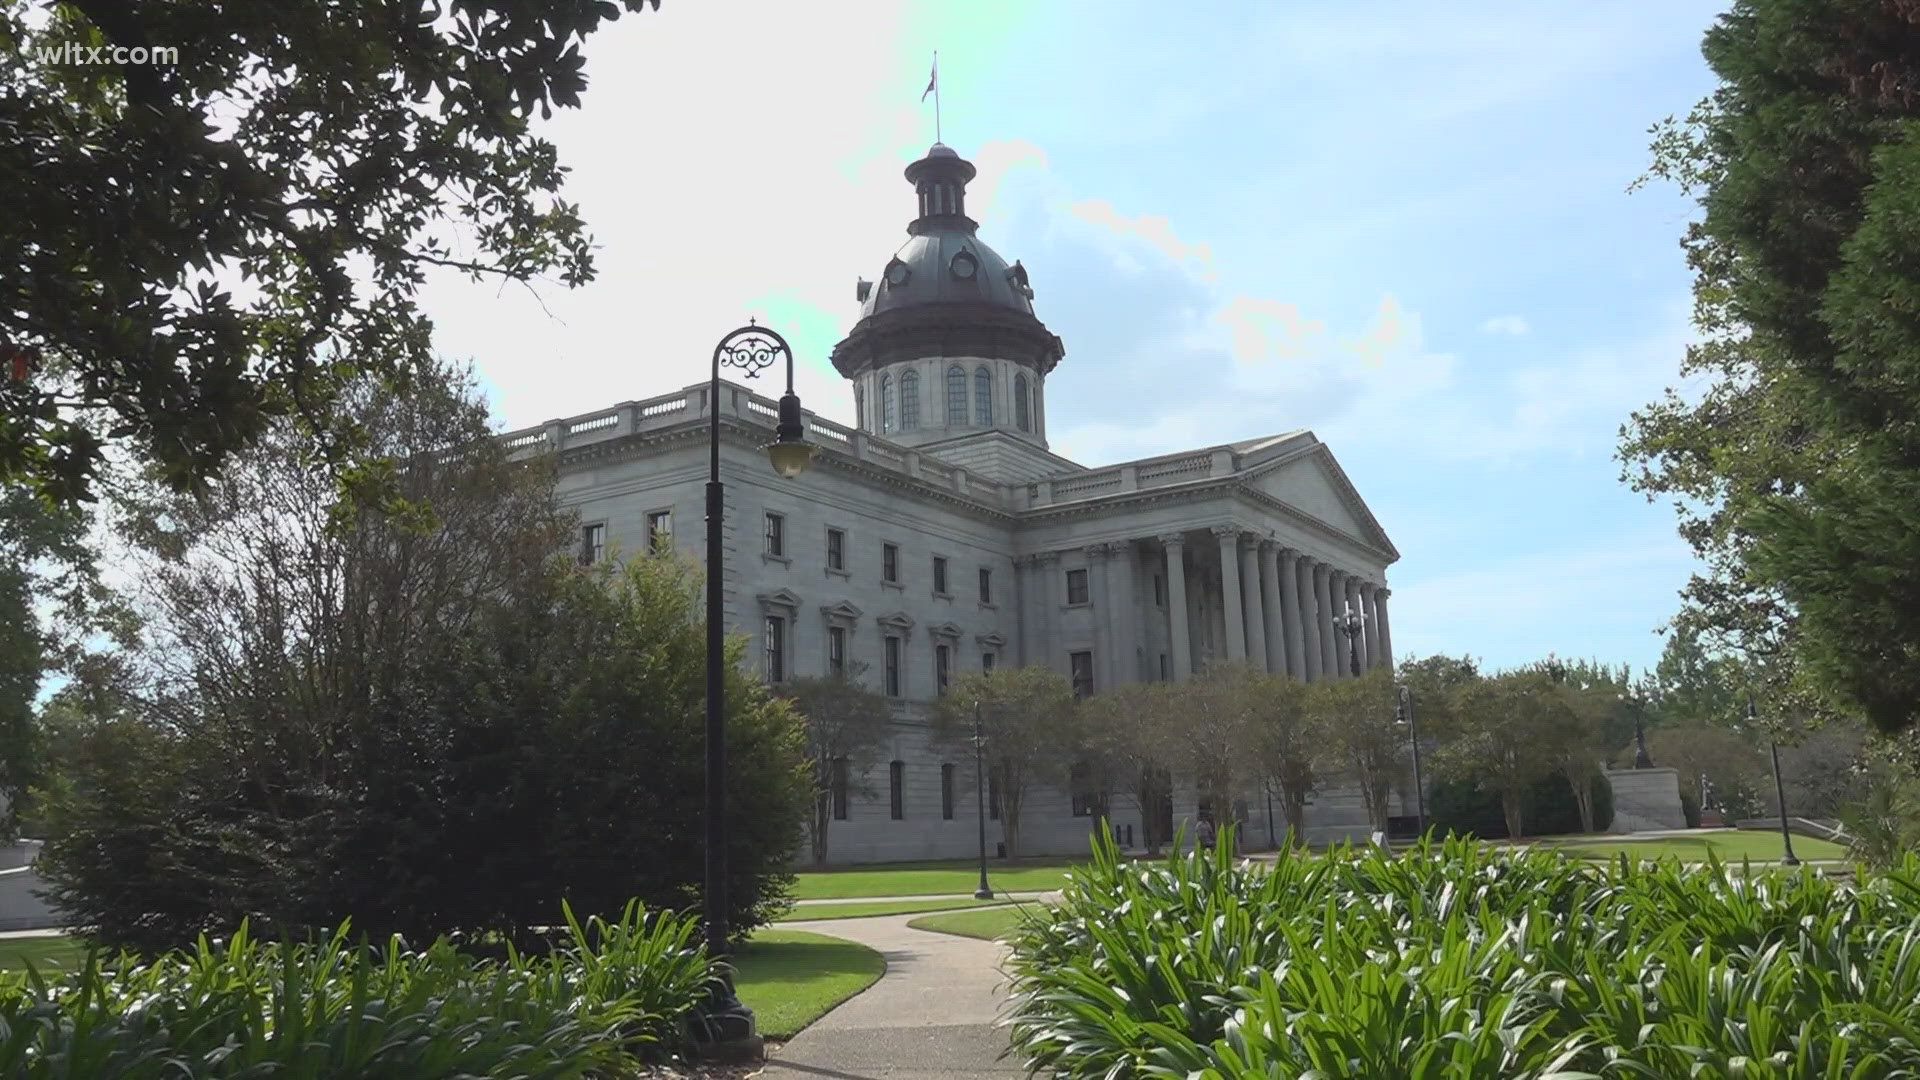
[779,665,892,867]
[1439,671,1565,840]
[932,666,1076,860]
[1076,682,1179,856]
[1305,670,1403,835]
[1246,671,1314,847]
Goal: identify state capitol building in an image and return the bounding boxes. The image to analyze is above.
[504,144,1404,862]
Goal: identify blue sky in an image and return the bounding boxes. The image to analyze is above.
[416,0,1730,677]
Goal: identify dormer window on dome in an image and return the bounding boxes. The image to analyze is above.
[950,250,978,280]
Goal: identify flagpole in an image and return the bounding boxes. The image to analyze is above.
[933,51,942,143]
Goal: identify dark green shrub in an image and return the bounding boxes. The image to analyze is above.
[1003,826,1920,1077]
[1429,771,1613,839]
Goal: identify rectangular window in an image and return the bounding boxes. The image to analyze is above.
[982,651,995,671]
[933,556,949,595]
[941,764,956,820]
[764,616,786,682]
[1066,567,1089,605]
[979,567,992,604]
[1071,762,1098,817]
[885,636,902,697]
[646,510,672,554]
[764,512,785,557]
[581,523,605,566]
[1070,650,1094,698]
[827,527,845,571]
[883,542,899,584]
[889,760,905,820]
[1159,653,1170,681]
[988,768,1001,820]
[1154,573,1166,607]
[828,625,847,677]
[935,644,950,695]
[832,757,849,821]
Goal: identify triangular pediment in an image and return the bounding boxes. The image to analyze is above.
[1241,444,1397,558]
[975,631,1007,648]
[875,611,915,635]
[928,621,963,641]
[757,587,802,612]
[820,600,863,624]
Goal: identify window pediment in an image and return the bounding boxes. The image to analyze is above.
[820,600,863,627]
[758,588,802,614]
[928,621,963,641]
[876,611,915,637]
[975,631,1007,649]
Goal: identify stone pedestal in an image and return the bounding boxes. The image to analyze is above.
[1605,767,1686,832]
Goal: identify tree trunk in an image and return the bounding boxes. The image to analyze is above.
[1283,790,1308,847]
[1002,785,1024,860]
[1567,766,1596,834]
[812,791,831,867]
[1502,787,1525,840]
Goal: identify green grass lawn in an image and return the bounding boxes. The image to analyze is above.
[907,902,1048,942]
[1537,831,1849,863]
[1,930,881,1044]
[0,934,85,972]
[731,929,884,1039]
[792,858,1083,900]
[775,897,1010,921]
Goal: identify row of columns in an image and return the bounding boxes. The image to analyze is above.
[1017,528,1393,688]
[1162,527,1391,683]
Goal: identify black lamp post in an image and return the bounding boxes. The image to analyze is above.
[700,323,814,1058]
[972,698,994,900]
[1397,684,1426,836]
[1336,602,1365,677]
[1750,694,1800,867]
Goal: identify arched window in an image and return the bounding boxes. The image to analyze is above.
[976,366,993,425]
[900,370,920,430]
[1014,373,1031,432]
[880,374,894,434]
[946,365,968,425]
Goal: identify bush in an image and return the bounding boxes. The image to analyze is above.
[1428,771,1613,839]
[35,367,811,954]
[0,901,718,1078]
[1003,827,1920,1077]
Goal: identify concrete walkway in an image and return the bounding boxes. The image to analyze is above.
[759,911,1022,1079]
[791,893,1046,907]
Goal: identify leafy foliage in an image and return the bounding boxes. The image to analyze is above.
[779,667,893,866]
[0,0,659,504]
[1302,670,1400,833]
[34,362,810,953]
[1621,0,1920,734]
[1005,827,1920,1077]
[0,901,719,1077]
[1428,772,1614,840]
[931,666,1075,860]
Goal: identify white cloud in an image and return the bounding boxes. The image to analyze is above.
[1481,315,1530,336]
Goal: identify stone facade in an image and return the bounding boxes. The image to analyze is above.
[501,143,1403,862]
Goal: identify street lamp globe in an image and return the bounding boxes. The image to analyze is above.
[765,389,816,478]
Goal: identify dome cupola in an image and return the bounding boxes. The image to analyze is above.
[832,144,1064,451]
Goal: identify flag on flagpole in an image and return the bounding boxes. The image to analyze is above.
[921,53,937,102]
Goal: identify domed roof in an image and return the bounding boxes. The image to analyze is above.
[859,231,1034,319]
[831,144,1063,380]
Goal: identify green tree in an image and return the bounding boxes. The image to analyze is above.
[1,0,659,504]
[1621,0,1920,735]
[1648,721,1771,821]
[35,360,810,953]
[932,666,1075,860]
[1246,671,1314,847]
[780,666,893,867]
[1647,626,1743,730]
[1437,669,1566,840]
[1077,682,1179,856]
[1305,670,1402,835]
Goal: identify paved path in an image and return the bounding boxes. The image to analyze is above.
[759,912,1021,1079]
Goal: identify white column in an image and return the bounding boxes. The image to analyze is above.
[1110,540,1140,685]
[1017,553,1044,666]
[1040,551,1063,672]
[1375,587,1395,670]
[1342,575,1363,676]
[1279,548,1306,680]
[1361,583,1381,671]
[1314,564,1338,679]
[1297,555,1322,682]
[1258,540,1284,675]
[1240,540,1267,673]
[1086,543,1110,691]
[1161,534,1192,681]
[1214,527,1247,663]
